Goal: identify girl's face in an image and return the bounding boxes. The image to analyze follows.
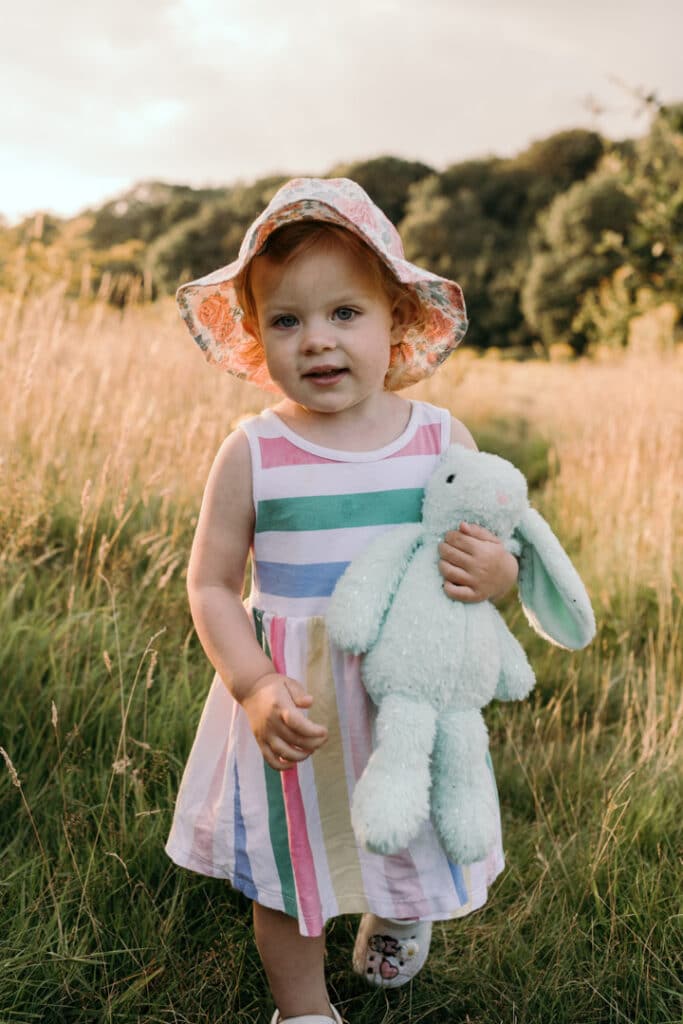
[249,240,396,419]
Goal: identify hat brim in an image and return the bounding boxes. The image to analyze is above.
[176,198,467,392]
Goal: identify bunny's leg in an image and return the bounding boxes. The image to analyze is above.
[352,694,437,855]
[431,709,499,864]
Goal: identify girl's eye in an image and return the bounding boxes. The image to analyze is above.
[273,314,298,329]
[334,307,356,322]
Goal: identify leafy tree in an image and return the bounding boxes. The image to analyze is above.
[554,101,682,351]
[522,176,637,352]
[398,131,606,351]
[620,103,683,302]
[2,112,679,351]
[86,182,227,250]
[511,127,602,191]
[436,131,604,231]
[400,175,524,349]
[325,156,434,224]
[147,176,288,292]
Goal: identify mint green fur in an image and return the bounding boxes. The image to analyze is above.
[326,445,595,864]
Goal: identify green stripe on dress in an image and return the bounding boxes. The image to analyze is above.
[253,609,298,916]
[255,488,425,533]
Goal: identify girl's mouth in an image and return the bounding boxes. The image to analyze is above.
[303,367,349,384]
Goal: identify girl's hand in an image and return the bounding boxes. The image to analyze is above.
[240,673,329,771]
[438,522,519,603]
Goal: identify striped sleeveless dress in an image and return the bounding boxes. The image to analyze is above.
[165,400,504,936]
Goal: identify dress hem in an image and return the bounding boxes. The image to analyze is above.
[165,839,506,937]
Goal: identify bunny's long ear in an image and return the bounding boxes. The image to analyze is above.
[514,507,596,650]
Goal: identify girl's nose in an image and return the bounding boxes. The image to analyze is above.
[299,323,336,354]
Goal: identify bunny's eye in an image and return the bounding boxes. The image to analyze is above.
[446,474,456,483]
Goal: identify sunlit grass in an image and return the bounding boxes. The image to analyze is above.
[1,290,681,1023]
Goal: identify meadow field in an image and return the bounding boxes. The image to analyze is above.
[1,284,681,1024]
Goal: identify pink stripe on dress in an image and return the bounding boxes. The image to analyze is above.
[382,847,429,918]
[391,421,442,458]
[270,616,324,936]
[189,734,229,872]
[342,654,373,782]
[259,436,337,469]
[259,420,441,469]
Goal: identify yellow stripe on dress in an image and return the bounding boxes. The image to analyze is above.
[305,617,366,906]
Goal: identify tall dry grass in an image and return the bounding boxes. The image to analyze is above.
[5,284,681,587]
[1,286,681,1022]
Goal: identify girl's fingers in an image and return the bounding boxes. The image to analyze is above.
[276,719,328,751]
[443,581,479,603]
[438,558,474,586]
[271,740,311,763]
[458,521,498,541]
[443,527,479,548]
[439,537,476,566]
[281,705,328,738]
[281,681,327,737]
[443,525,501,557]
[282,681,327,733]
[283,677,313,706]
[263,748,303,772]
[266,734,326,770]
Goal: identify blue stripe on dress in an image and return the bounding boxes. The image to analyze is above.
[233,760,258,901]
[448,861,469,905]
[255,560,350,598]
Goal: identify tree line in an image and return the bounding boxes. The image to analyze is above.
[2,101,681,355]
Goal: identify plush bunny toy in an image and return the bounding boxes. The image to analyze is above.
[326,444,595,865]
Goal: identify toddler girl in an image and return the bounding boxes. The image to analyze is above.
[166,178,525,1023]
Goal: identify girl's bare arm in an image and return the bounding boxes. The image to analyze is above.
[187,429,328,769]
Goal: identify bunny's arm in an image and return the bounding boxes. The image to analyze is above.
[514,507,596,650]
[326,523,424,653]
[493,614,536,701]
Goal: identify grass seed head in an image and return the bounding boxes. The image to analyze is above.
[0,747,21,787]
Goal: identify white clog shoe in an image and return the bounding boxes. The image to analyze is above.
[352,914,432,988]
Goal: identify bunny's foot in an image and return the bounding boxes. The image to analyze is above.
[431,709,499,864]
[351,695,436,855]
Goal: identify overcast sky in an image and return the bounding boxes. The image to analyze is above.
[2,0,681,223]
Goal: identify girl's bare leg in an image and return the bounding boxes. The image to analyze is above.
[253,902,332,1019]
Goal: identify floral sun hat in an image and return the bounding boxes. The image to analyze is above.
[176,177,467,391]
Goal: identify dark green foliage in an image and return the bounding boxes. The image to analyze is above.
[325,155,435,223]
[522,103,683,353]
[147,175,288,292]
[147,201,241,292]
[523,178,639,352]
[435,130,604,232]
[621,104,683,302]
[542,177,637,253]
[86,182,227,250]
[505,128,605,200]
[400,131,607,351]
